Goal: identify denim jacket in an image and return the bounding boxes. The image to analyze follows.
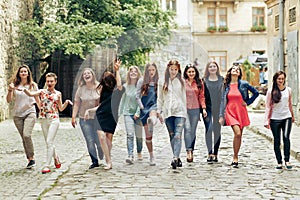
[219,79,259,118]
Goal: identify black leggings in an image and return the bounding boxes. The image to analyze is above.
[270,118,292,164]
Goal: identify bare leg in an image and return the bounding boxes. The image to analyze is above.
[232,125,243,162]
[97,130,112,169]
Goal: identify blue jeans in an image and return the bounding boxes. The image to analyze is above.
[124,115,143,157]
[202,109,221,155]
[80,118,103,165]
[184,108,200,151]
[165,117,186,158]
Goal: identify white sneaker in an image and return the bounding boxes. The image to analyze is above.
[149,157,156,166]
[126,156,134,164]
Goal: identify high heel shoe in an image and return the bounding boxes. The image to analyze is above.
[54,156,61,169]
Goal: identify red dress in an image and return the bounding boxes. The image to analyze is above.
[225,83,250,129]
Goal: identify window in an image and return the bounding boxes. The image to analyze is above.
[275,15,279,30]
[289,7,296,24]
[208,51,227,72]
[219,8,227,27]
[166,0,176,12]
[208,8,216,27]
[252,7,265,26]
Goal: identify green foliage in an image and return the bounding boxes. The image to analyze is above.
[250,25,266,32]
[207,26,217,33]
[15,0,175,67]
[242,59,254,82]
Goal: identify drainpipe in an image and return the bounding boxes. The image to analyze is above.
[279,0,285,71]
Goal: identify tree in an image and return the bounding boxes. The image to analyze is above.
[15,0,175,67]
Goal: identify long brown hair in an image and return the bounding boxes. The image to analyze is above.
[141,63,159,96]
[163,60,184,92]
[97,71,116,93]
[203,61,221,78]
[271,70,286,104]
[224,65,243,88]
[12,65,36,90]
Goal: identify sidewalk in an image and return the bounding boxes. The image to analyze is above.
[247,110,300,162]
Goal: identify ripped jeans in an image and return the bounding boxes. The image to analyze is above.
[165,117,186,158]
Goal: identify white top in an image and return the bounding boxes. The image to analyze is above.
[13,84,37,117]
[271,87,292,120]
[157,78,187,119]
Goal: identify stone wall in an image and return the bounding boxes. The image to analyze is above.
[0,0,34,121]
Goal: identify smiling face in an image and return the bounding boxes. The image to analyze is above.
[208,63,218,75]
[129,67,138,80]
[82,69,94,83]
[169,65,179,79]
[19,67,29,80]
[276,74,285,87]
[186,67,196,80]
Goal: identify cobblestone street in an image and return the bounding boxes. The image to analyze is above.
[0,113,300,199]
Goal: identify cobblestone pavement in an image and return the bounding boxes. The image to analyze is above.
[0,114,300,200]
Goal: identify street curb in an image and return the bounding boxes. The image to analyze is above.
[247,126,300,163]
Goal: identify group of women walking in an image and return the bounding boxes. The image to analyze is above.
[6,59,295,173]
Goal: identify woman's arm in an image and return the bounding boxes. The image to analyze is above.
[199,82,207,117]
[71,100,81,128]
[23,88,41,97]
[6,83,15,103]
[136,78,144,109]
[245,83,259,105]
[288,87,295,122]
[114,59,122,91]
[57,92,73,112]
[264,89,272,128]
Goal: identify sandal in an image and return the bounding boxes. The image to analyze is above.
[231,162,238,168]
[275,164,283,169]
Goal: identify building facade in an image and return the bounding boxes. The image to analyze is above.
[265,0,300,124]
[156,0,268,75]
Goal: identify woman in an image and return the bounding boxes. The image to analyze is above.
[183,64,207,163]
[119,66,143,164]
[157,60,187,169]
[23,72,73,173]
[203,61,224,163]
[264,71,294,169]
[93,60,123,170]
[136,63,159,166]
[71,68,104,169]
[219,65,258,168]
[6,65,40,169]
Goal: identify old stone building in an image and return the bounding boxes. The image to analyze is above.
[156,0,268,75]
[265,0,300,123]
[0,0,34,121]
